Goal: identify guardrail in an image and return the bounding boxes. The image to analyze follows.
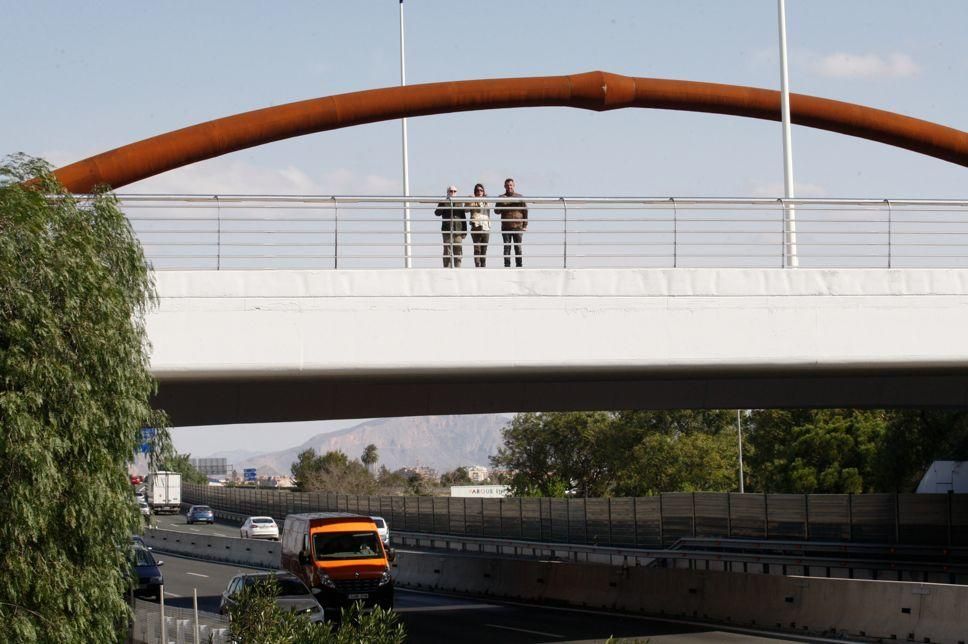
[115,195,968,270]
[184,485,968,548]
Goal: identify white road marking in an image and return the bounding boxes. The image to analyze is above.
[485,624,562,638]
[164,591,180,598]
[394,603,498,613]
[185,572,209,578]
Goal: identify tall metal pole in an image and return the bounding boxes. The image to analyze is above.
[400,0,412,267]
[737,409,745,493]
[778,0,798,267]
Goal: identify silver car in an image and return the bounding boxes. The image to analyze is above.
[240,515,280,540]
[219,571,324,623]
[370,516,390,547]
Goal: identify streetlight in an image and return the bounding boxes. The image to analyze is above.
[399,0,412,267]
[778,0,798,267]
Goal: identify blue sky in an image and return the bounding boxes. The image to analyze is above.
[5,1,967,456]
[4,0,966,201]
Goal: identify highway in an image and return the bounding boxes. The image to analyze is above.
[144,512,829,643]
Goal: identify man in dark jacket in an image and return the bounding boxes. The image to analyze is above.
[434,185,467,267]
[494,178,528,267]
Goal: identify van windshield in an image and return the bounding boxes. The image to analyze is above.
[312,531,382,560]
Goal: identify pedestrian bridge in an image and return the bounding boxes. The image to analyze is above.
[140,196,968,426]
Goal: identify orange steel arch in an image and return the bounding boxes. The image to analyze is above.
[53,71,968,193]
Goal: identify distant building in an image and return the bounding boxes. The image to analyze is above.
[467,466,489,483]
[263,476,295,488]
[917,461,968,493]
[190,457,230,477]
[403,466,439,482]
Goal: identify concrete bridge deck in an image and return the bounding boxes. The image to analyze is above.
[150,267,968,425]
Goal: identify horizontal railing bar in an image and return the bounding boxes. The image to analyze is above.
[111,194,968,207]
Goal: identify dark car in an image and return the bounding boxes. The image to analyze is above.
[219,571,324,624]
[130,545,164,599]
[186,505,215,524]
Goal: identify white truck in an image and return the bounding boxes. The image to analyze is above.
[145,471,181,514]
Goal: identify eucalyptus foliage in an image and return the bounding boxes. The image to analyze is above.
[227,578,406,644]
[0,155,167,642]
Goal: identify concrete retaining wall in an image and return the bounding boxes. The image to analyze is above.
[145,526,968,642]
[144,528,280,569]
[395,551,968,643]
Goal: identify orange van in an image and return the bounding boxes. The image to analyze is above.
[281,512,393,611]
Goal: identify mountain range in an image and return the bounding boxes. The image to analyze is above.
[214,414,511,477]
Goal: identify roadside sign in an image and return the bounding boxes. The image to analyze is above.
[243,468,257,482]
[139,427,157,454]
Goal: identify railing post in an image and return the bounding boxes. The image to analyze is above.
[658,494,664,546]
[607,497,612,546]
[885,199,893,268]
[803,494,809,541]
[691,492,697,538]
[847,493,854,542]
[632,496,638,546]
[561,197,568,268]
[566,499,571,543]
[764,493,770,539]
[947,490,953,547]
[670,197,677,268]
[778,199,786,268]
[214,195,221,270]
[332,196,339,269]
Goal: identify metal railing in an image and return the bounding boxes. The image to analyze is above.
[114,195,968,270]
[184,485,968,548]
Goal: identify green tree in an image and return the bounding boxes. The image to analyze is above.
[746,409,888,493]
[362,443,379,474]
[609,410,738,495]
[873,410,968,491]
[491,412,615,497]
[492,410,738,497]
[0,156,168,642]
[160,453,207,485]
[439,466,472,486]
[227,578,405,643]
[290,449,377,494]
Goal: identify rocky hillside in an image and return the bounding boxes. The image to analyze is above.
[236,414,509,477]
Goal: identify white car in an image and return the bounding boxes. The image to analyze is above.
[240,516,279,540]
[370,516,390,547]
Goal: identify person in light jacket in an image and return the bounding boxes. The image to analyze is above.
[467,183,491,267]
[434,185,467,267]
[494,177,528,268]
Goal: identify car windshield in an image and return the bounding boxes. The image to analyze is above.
[252,518,274,524]
[241,576,310,596]
[372,518,386,529]
[313,531,382,560]
[192,506,211,513]
[132,547,156,567]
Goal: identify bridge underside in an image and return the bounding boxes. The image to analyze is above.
[155,367,968,427]
[148,267,968,426]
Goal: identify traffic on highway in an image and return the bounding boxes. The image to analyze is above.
[145,512,823,643]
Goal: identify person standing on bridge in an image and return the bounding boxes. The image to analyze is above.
[495,177,528,268]
[467,183,491,267]
[435,185,467,267]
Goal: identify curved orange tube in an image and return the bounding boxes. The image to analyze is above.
[53,71,968,193]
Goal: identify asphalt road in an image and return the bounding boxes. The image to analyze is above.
[145,510,843,643]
